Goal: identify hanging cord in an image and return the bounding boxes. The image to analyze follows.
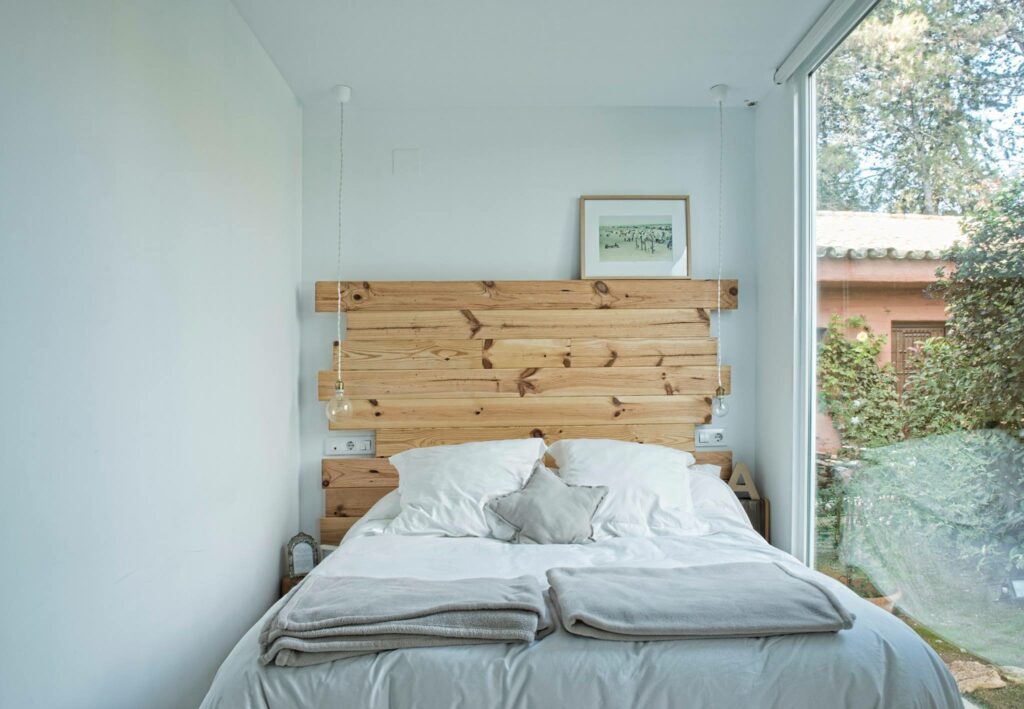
[716,99,724,391]
[335,100,346,387]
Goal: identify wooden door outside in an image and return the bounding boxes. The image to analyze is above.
[891,321,947,394]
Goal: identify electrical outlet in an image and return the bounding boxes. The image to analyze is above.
[695,427,726,448]
[324,431,375,457]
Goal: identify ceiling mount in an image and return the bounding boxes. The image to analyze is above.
[709,84,729,104]
[332,85,352,104]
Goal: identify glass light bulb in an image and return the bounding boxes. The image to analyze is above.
[325,384,353,423]
[712,386,729,418]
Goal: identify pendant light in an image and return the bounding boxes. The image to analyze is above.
[326,85,353,424]
[710,84,729,419]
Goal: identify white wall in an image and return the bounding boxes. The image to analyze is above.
[299,103,759,536]
[754,83,801,554]
[0,2,302,707]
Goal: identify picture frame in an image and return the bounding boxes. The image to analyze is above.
[579,195,691,279]
[286,532,321,578]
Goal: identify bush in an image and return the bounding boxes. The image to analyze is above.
[903,337,982,438]
[817,315,904,450]
[930,179,1024,430]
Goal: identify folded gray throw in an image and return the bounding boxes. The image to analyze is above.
[547,562,855,641]
[259,575,552,667]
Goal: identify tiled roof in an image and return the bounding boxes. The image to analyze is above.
[816,210,963,260]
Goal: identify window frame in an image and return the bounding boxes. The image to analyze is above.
[781,0,881,563]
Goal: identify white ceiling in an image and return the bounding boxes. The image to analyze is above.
[232,0,831,107]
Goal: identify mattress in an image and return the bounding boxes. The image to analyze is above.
[201,511,961,709]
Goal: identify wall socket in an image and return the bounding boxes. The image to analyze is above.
[324,431,376,457]
[695,427,727,448]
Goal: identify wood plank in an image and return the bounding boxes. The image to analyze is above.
[324,487,391,517]
[571,338,718,367]
[329,396,711,429]
[319,456,399,489]
[320,517,359,545]
[319,366,729,399]
[334,339,569,371]
[338,339,483,371]
[322,461,394,491]
[344,309,709,340]
[374,424,695,457]
[335,338,720,370]
[322,458,398,488]
[316,279,738,312]
[483,339,570,369]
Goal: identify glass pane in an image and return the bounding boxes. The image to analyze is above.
[814,2,1024,705]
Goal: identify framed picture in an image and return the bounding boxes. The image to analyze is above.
[286,533,321,578]
[579,195,691,279]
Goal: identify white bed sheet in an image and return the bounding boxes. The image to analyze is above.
[202,512,961,709]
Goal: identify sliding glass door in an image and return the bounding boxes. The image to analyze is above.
[811,1,1024,705]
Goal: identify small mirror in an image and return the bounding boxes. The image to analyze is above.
[286,533,321,578]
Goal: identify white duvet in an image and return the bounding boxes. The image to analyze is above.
[202,496,961,709]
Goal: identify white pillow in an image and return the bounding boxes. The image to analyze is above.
[688,464,752,526]
[385,439,547,537]
[547,439,706,538]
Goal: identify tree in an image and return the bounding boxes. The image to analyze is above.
[927,178,1024,428]
[817,0,1024,214]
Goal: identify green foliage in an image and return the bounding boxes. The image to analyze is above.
[930,179,1024,428]
[818,251,1024,580]
[817,315,904,449]
[817,0,1024,214]
[902,337,983,437]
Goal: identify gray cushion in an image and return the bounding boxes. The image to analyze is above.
[486,464,607,544]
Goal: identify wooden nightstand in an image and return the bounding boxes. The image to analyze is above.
[738,497,771,543]
[281,574,306,597]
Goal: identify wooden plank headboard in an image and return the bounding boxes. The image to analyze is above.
[316,279,738,544]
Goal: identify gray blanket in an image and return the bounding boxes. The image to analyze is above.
[259,575,552,667]
[547,562,855,641]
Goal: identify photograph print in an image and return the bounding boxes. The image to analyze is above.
[598,216,674,262]
[580,196,690,278]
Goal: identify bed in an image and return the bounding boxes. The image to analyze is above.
[203,279,960,707]
[201,470,961,709]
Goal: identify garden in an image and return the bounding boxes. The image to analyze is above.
[815,183,1024,707]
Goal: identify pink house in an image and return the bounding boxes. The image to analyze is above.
[815,211,961,451]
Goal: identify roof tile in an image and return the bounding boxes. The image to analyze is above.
[816,211,962,260]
